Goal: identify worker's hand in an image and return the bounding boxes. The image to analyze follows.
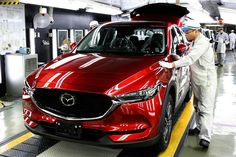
[159,61,174,69]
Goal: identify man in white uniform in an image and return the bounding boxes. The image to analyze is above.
[89,20,99,30]
[215,28,229,66]
[229,30,236,51]
[159,20,217,148]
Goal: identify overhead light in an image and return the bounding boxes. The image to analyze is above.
[86,4,122,15]
[20,0,122,15]
[86,8,122,15]
[19,0,87,10]
[33,7,52,29]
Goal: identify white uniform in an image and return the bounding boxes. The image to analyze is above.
[216,32,229,65]
[174,33,217,142]
[229,32,236,50]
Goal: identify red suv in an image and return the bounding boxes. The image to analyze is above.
[23,3,191,151]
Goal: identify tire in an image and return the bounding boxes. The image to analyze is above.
[153,95,174,152]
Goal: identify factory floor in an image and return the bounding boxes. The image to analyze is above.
[0,50,236,157]
[179,50,236,157]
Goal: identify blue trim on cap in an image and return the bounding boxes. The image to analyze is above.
[181,27,191,32]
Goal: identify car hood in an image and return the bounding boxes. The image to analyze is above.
[30,53,164,94]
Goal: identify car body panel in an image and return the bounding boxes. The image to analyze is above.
[28,53,165,94]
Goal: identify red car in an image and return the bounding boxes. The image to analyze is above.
[23,3,192,151]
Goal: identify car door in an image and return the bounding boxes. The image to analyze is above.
[170,26,190,108]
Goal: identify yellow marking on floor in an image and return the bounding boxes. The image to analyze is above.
[159,97,194,157]
[0,100,5,109]
[0,132,33,153]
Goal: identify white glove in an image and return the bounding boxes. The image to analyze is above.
[159,61,174,69]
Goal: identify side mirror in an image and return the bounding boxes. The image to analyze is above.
[177,43,188,56]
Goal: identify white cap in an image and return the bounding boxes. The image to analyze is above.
[89,20,99,28]
[182,19,201,32]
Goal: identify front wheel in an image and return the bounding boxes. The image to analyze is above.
[155,95,174,152]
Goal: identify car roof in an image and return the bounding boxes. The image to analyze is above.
[100,21,167,28]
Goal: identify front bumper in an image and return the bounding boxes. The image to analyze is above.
[22,91,164,147]
[24,122,161,148]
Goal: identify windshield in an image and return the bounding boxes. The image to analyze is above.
[76,23,166,55]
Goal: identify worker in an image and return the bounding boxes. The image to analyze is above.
[215,28,229,66]
[59,39,71,53]
[159,19,217,149]
[89,20,99,30]
[229,30,236,51]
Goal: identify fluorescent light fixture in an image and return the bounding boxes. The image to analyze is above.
[86,7,122,15]
[86,4,122,15]
[20,0,122,15]
[19,0,87,10]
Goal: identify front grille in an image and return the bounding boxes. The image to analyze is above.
[33,88,113,119]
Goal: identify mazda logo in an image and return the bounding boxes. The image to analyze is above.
[60,93,76,106]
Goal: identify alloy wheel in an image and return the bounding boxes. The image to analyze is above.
[163,100,173,144]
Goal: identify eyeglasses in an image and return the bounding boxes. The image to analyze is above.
[185,30,195,35]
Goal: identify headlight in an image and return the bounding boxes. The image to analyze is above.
[114,83,162,104]
[24,80,35,97]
